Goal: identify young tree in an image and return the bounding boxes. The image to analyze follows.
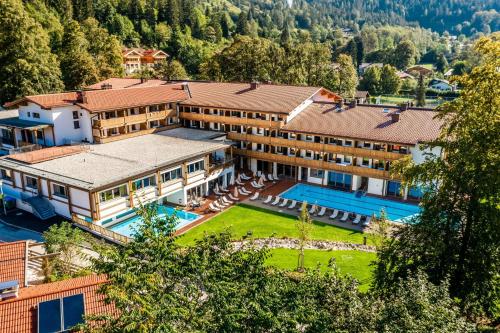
[375,35,500,321]
[379,64,401,94]
[154,60,188,80]
[359,66,381,94]
[392,40,417,70]
[296,201,312,272]
[435,53,448,73]
[334,54,358,98]
[235,11,249,36]
[59,20,98,89]
[0,0,64,104]
[415,74,426,107]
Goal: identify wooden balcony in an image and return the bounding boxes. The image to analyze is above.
[93,124,180,144]
[234,148,396,180]
[179,112,283,129]
[227,133,404,161]
[94,110,174,129]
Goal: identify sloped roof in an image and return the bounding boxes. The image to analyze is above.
[4,92,78,109]
[282,103,443,145]
[0,241,27,288]
[86,78,167,90]
[180,82,322,114]
[0,275,112,333]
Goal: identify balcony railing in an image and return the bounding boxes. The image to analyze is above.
[94,109,174,129]
[227,133,404,161]
[179,112,283,129]
[207,157,234,174]
[234,148,396,179]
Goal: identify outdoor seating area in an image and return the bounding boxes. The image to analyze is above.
[258,195,373,228]
[207,171,278,213]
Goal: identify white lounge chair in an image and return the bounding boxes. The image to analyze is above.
[309,205,317,214]
[288,200,297,209]
[236,178,244,186]
[213,201,224,209]
[329,209,339,219]
[263,195,273,204]
[317,207,326,217]
[213,188,223,196]
[279,199,289,207]
[238,188,247,196]
[222,196,233,205]
[298,204,308,212]
[271,197,281,205]
[229,193,240,201]
[249,192,259,201]
[240,173,251,180]
[257,171,262,177]
[352,214,361,225]
[208,202,220,212]
[221,185,230,193]
[251,181,263,189]
[362,216,372,227]
[340,212,349,222]
[242,187,252,194]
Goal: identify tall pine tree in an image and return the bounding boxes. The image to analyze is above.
[59,20,98,89]
[0,0,63,104]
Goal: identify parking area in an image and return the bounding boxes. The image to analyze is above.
[0,209,65,242]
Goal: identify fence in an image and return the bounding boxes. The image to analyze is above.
[72,215,130,245]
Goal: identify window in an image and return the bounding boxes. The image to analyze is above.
[72,111,79,119]
[99,184,128,202]
[187,160,204,174]
[150,120,160,128]
[327,171,352,189]
[305,135,313,141]
[0,168,12,181]
[131,175,156,191]
[27,112,31,117]
[362,158,370,166]
[52,183,67,198]
[387,181,402,197]
[363,142,371,148]
[344,140,352,146]
[25,176,38,190]
[33,112,40,119]
[161,167,182,183]
[343,156,352,164]
[150,105,160,112]
[167,117,175,125]
[408,186,423,199]
[304,150,313,159]
[73,121,80,129]
[310,169,324,178]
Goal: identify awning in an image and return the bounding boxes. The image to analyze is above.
[0,117,52,130]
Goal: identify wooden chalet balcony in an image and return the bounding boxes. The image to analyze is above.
[227,133,403,161]
[94,109,175,129]
[179,112,283,129]
[93,124,180,143]
[234,148,396,180]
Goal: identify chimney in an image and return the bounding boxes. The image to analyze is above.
[181,82,192,98]
[76,90,87,103]
[101,83,112,90]
[399,102,409,112]
[140,77,148,83]
[350,99,357,108]
[338,99,344,108]
[250,81,260,90]
[391,112,400,123]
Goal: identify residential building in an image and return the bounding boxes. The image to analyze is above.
[122,48,168,75]
[358,63,383,75]
[428,78,455,91]
[1,79,442,225]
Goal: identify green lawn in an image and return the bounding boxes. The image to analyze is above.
[177,204,372,246]
[265,248,376,291]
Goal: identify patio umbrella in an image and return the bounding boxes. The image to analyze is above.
[234,187,239,198]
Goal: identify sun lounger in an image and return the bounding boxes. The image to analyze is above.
[236,179,244,186]
[263,195,273,204]
[229,194,239,201]
[298,204,308,212]
[279,199,289,207]
[352,214,361,225]
[213,188,223,196]
[213,201,224,209]
[317,206,326,217]
[329,209,339,219]
[362,216,371,227]
[340,211,349,222]
[288,200,297,209]
[249,192,259,201]
[242,187,252,194]
[309,205,317,214]
[257,171,262,177]
[271,197,281,205]
[238,188,247,196]
[251,181,261,189]
[222,196,233,205]
[240,173,251,180]
[221,185,230,193]
[208,202,220,212]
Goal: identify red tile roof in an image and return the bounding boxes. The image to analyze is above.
[4,93,78,109]
[282,103,443,145]
[77,84,187,112]
[0,241,27,287]
[181,82,322,114]
[86,78,167,90]
[0,275,112,333]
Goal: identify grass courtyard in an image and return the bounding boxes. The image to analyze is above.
[177,204,376,290]
[177,204,373,246]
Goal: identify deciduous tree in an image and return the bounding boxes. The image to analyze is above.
[379,64,401,94]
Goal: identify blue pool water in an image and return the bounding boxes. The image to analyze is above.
[0,220,43,242]
[281,184,420,222]
[107,206,200,237]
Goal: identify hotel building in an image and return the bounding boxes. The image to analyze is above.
[0,79,442,226]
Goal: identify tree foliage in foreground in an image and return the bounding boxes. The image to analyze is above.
[375,34,500,322]
[86,204,475,332]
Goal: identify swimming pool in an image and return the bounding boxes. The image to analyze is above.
[281,184,420,222]
[0,220,43,242]
[107,206,200,238]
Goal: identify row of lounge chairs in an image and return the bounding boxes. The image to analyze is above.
[261,195,372,227]
[209,172,263,213]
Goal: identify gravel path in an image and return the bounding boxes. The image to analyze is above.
[232,238,376,252]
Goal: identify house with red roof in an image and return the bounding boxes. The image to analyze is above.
[122,48,168,75]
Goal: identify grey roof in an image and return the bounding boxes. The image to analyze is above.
[159,127,227,140]
[0,130,230,191]
[0,116,51,129]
